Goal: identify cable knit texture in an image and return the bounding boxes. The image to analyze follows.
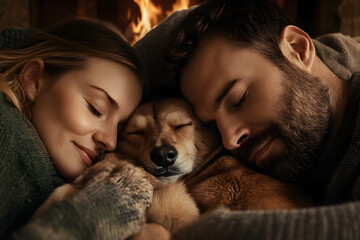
[10,163,154,240]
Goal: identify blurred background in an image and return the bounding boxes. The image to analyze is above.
[0,0,359,45]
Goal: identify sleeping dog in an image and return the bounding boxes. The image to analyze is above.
[117,98,313,234]
[34,98,313,238]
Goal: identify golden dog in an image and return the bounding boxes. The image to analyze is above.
[117,98,313,236]
[34,98,313,239]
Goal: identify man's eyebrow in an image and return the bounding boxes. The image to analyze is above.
[214,79,238,110]
[89,85,118,108]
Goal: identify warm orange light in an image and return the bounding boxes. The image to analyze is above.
[128,0,190,45]
[167,0,190,15]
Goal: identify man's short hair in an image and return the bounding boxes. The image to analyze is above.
[164,0,294,82]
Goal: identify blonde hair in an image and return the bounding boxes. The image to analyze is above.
[0,18,142,117]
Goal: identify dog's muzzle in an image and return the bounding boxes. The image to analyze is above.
[150,144,178,168]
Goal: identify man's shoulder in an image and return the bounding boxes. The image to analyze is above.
[315,33,360,45]
[313,33,360,81]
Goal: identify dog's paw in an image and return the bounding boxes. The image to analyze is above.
[147,181,200,232]
[131,223,171,240]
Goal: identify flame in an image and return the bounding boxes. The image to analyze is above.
[128,0,190,44]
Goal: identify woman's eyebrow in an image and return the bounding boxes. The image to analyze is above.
[89,85,118,108]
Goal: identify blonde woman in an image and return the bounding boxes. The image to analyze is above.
[0,19,151,239]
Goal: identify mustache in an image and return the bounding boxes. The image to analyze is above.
[232,123,280,162]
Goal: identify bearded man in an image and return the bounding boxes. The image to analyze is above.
[134,0,360,239]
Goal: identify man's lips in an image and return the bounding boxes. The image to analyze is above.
[248,137,273,166]
[74,142,98,166]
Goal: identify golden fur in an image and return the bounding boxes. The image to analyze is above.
[34,98,313,239]
[119,98,313,238]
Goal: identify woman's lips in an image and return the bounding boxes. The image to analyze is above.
[74,142,98,166]
[249,137,273,166]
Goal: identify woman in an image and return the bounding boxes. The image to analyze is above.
[0,19,152,239]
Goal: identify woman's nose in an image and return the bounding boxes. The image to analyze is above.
[93,126,117,151]
[216,117,250,150]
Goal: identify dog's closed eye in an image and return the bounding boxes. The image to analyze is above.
[174,122,192,130]
[127,130,144,135]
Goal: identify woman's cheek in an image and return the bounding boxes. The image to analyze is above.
[61,102,96,135]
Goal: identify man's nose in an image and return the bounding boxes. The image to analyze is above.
[216,117,250,150]
[93,126,117,151]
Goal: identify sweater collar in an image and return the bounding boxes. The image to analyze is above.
[313,33,360,81]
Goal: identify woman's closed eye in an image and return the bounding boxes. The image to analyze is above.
[87,102,102,117]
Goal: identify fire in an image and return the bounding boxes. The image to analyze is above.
[127,0,190,44]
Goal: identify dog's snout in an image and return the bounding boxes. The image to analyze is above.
[150,144,178,167]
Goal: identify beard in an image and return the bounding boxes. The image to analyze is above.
[233,62,332,184]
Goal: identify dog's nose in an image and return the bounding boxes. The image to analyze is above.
[150,144,178,168]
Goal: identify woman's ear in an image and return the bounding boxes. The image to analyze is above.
[279,25,315,71]
[19,58,45,101]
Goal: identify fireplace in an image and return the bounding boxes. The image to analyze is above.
[34,0,206,45]
[31,0,341,45]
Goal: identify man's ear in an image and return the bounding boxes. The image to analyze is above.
[19,58,45,101]
[279,25,315,71]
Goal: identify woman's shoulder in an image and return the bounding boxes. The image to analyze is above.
[0,95,66,237]
[0,92,33,136]
[0,91,51,168]
[0,91,65,188]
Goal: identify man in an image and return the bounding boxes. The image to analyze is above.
[165,0,354,192]
[135,0,360,239]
